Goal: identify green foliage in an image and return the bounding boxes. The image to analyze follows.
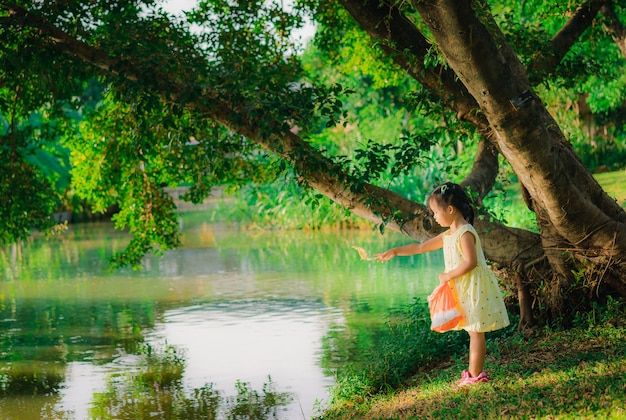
[3,0,626,267]
[66,97,188,268]
[492,0,626,172]
[573,295,625,329]
[0,1,105,231]
[0,35,79,242]
[296,25,477,217]
[2,0,320,266]
[350,131,438,184]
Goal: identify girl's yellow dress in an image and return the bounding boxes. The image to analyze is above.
[443,224,510,332]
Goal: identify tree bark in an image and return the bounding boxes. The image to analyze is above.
[337,0,621,323]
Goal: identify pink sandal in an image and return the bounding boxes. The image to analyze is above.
[456,370,488,386]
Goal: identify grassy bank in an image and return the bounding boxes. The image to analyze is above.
[318,299,625,419]
[595,169,626,206]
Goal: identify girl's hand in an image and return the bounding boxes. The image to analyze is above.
[375,249,395,262]
[439,272,452,284]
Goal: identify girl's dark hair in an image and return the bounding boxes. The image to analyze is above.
[430,182,475,225]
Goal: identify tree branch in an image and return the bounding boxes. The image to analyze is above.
[4,4,121,75]
[529,0,608,82]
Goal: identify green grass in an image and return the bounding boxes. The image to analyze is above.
[318,299,626,419]
[480,169,626,232]
[595,170,626,207]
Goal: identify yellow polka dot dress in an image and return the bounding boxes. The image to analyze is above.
[443,224,510,332]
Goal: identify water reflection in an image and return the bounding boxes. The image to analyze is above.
[0,214,441,419]
[150,300,342,417]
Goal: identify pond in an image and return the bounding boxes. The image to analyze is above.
[0,211,442,419]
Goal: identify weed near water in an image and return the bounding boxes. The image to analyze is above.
[326,299,478,403]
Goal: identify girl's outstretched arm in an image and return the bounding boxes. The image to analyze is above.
[439,231,477,283]
[376,234,444,262]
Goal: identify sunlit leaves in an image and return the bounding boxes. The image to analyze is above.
[312,83,353,128]
[488,0,626,171]
[187,0,306,111]
[583,72,626,114]
[349,130,436,186]
[66,90,280,267]
[109,180,181,269]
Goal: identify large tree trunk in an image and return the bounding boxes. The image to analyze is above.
[413,0,626,311]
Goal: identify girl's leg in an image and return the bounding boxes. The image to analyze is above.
[467,331,486,377]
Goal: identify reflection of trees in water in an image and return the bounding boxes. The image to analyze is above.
[0,342,293,419]
[0,222,430,417]
[0,222,131,282]
[90,377,292,420]
[0,362,70,419]
[0,361,66,395]
[0,299,155,405]
[89,343,293,420]
[0,300,155,359]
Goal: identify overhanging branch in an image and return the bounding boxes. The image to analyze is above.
[529,0,608,82]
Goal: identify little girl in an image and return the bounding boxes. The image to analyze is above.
[376,182,510,386]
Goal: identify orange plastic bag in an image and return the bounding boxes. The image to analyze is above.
[427,282,465,332]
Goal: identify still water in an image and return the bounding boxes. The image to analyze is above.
[0,212,442,419]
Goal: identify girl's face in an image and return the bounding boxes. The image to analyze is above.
[429,197,453,227]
